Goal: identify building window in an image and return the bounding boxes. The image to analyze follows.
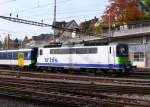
[134,52,144,61]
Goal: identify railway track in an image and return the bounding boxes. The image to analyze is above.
[0,70,150,107]
[1,69,150,86]
[1,67,150,78]
[0,76,150,94]
[0,70,150,106]
[0,76,150,106]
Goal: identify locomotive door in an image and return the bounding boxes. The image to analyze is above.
[18,52,24,67]
[108,46,115,68]
[69,48,73,68]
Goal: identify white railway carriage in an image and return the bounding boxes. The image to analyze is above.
[0,48,38,68]
[37,44,131,72]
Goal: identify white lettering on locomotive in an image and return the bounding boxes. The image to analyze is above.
[44,57,58,63]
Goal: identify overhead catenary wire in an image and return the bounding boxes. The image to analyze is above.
[14,8,142,23]
[32,13,100,22]
[0,0,107,40]
[8,0,72,14]
[0,27,51,40]
[0,0,16,5]
[20,9,102,18]
[0,28,49,35]
[1,0,102,24]
[19,9,102,22]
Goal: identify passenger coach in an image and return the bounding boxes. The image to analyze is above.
[0,48,38,69]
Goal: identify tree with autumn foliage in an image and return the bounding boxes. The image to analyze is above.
[102,0,144,27]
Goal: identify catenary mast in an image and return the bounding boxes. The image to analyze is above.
[54,0,56,23]
[53,0,56,42]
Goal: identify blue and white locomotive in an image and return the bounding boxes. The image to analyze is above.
[36,43,131,72]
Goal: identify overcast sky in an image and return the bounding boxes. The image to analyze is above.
[0,0,108,40]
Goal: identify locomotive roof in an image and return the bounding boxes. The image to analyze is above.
[44,41,111,48]
[43,43,127,48]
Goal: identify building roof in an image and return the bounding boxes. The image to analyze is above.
[53,21,66,29]
[65,20,79,29]
[53,20,79,30]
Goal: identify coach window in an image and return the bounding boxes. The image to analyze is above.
[0,53,2,59]
[13,52,18,60]
[3,52,7,59]
[24,52,30,60]
[39,49,43,55]
[0,53,3,59]
[27,52,31,59]
[8,52,12,59]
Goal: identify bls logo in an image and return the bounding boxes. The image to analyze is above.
[45,57,58,63]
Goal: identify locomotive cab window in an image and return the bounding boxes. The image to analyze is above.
[117,45,128,56]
